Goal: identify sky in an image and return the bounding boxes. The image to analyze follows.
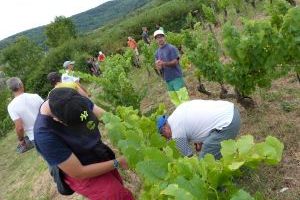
[0,0,110,40]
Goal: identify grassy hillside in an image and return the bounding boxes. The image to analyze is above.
[0,0,151,49]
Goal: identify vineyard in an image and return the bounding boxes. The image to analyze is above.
[72,1,298,199]
[0,0,299,199]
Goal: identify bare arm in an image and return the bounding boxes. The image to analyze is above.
[156,59,178,69]
[162,58,179,67]
[75,83,90,98]
[93,104,106,119]
[14,118,25,141]
[75,82,91,97]
[58,153,127,179]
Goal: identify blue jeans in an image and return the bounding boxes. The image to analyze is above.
[199,106,241,160]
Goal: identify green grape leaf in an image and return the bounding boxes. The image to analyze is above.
[163,146,175,160]
[230,189,254,200]
[149,133,166,149]
[255,142,278,164]
[123,147,143,167]
[265,136,284,157]
[102,112,121,124]
[105,123,125,145]
[236,135,254,156]
[136,160,168,184]
[264,136,284,164]
[221,139,237,163]
[228,161,245,171]
[160,184,196,200]
[142,147,166,161]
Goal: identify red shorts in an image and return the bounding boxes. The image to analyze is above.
[65,169,134,200]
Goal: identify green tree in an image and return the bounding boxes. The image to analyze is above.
[45,16,77,48]
[0,85,13,138]
[1,36,43,84]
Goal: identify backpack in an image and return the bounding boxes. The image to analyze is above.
[49,165,75,195]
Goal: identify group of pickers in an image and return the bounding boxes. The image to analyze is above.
[5,25,241,199]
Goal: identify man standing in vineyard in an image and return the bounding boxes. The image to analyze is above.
[157,99,241,159]
[6,77,44,153]
[154,30,189,106]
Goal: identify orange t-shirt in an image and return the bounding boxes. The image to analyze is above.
[127,40,137,49]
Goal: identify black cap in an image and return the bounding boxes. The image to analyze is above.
[48,88,93,126]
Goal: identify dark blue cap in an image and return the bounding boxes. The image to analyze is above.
[156,115,168,133]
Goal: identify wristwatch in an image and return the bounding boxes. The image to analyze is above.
[113,159,119,169]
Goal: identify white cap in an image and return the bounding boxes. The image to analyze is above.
[154,30,165,38]
[99,51,102,55]
[63,61,75,68]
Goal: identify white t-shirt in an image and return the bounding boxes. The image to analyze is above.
[7,93,44,140]
[61,70,79,83]
[168,100,234,143]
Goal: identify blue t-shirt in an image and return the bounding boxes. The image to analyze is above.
[142,31,150,44]
[34,101,115,166]
[155,44,183,81]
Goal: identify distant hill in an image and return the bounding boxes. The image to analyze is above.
[0,0,151,50]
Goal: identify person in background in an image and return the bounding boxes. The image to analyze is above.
[6,77,43,153]
[127,36,140,68]
[61,61,79,83]
[157,100,241,160]
[127,36,139,56]
[93,57,101,74]
[156,24,164,32]
[61,61,90,97]
[154,30,189,106]
[47,72,89,98]
[141,27,151,45]
[86,57,100,76]
[34,88,134,200]
[97,51,106,63]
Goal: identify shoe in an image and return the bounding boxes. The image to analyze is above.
[16,136,34,154]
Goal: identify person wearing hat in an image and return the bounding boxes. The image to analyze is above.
[34,88,133,199]
[61,60,79,83]
[6,77,44,153]
[154,30,189,106]
[97,51,106,62]
[155,24,164,32]
[61,61,90,96]
[157,99,241,159]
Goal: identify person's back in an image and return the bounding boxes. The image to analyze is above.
[168,100,234,141]
[8,92,43,141]
[128,40,136,49]
[98,52,105,62]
